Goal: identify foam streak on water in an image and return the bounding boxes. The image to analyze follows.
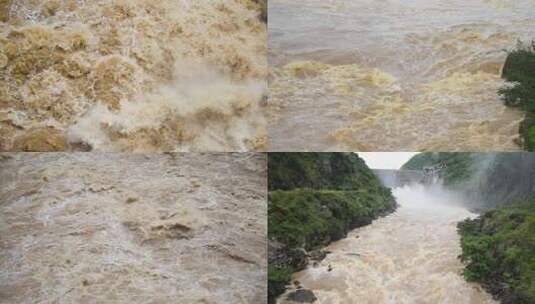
[268,0,535,151]
[278,184,497,304]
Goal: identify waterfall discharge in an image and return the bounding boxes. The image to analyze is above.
[278,183,497,304]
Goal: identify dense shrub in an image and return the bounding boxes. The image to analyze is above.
[269,189,395,250]
[458,200,535,304]
[499,42,535,151]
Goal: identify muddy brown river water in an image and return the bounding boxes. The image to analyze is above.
[278,185,497,304]
[0,1,267,152]
[268,0,535,151]
[0,153,267,303]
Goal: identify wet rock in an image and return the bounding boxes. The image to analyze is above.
[12,127,67,151]
[268,241,309,303]
[269,241,308,271]
[286,289,318,303]
[308,249,328,262]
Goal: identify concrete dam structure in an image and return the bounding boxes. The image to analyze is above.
[372,169,425,188]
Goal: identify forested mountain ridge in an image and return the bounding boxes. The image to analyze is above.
[268,152,383,191]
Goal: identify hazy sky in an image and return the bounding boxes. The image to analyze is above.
[357,152,419,169]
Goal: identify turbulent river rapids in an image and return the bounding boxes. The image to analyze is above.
[0,153,267,303]
[0,0,267,152]
[268,0,535,151]
[278,184,497,304]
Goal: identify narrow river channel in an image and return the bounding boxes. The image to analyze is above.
[279,184,497,304]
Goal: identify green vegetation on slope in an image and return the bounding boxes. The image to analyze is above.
[268,153,396,303]
[458,200,535,304]
[269,152,380,191]
[401,152,473,186]
[499,43,535,151]
[520,112,535,152]
[269,189,395,250]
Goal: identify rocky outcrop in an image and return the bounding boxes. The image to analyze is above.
[0,153,267,303]
[268,241,308,303]
[269,242,308,272]
[286,289,318,303]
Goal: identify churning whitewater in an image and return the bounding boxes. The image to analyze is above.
[278,184,497,304]
[0,153,267,303]
[0,0,266,152]
[269,0,535,151]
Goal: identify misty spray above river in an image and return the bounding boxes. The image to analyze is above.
[278,184,497,304]
[268,0,535,151]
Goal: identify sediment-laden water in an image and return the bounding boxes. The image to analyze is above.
[278,184,497,304]
[0,153,267,303]
[269,0,535,151]
[0,0,266,152]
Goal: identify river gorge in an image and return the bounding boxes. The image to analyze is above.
[278,184,496,304]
